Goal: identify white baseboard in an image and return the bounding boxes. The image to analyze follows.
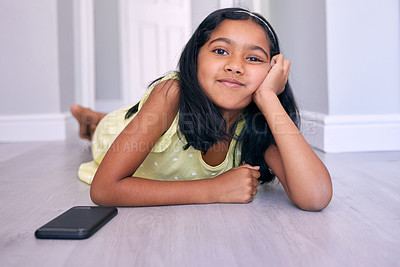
[0,112,76,142]
[3,110,399,151]
[301,111,400,153]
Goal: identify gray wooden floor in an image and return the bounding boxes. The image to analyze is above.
[0,137,399,267]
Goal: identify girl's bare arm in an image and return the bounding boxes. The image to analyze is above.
[254,54,332,211]
[90,80,258,206]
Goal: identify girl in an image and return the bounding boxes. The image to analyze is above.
[72,8,332,211]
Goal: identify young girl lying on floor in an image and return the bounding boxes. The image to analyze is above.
[72,8,332,211]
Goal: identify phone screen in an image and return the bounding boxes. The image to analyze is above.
[35,206,118,239]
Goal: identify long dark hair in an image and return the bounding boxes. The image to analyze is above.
[177,8,299,183]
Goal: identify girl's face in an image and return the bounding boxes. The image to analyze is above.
[197,19,271,114]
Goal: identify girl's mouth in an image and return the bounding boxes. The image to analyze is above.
[217,78,245,88]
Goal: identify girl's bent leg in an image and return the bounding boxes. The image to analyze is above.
[70,104,107,140]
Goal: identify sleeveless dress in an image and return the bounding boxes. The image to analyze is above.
[78,73,245,184]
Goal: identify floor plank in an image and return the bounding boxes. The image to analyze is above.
[0,140,399,267]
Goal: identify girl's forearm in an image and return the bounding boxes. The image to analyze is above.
[90,176,216,207]
[254,91,332,208]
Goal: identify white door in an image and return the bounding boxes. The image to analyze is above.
[119,0,191,105]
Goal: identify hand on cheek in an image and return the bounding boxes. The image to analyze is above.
[254,54,290,98]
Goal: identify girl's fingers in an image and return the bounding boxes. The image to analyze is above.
[251,170,261,180]
[271,58,276,67]
[253,178,260,187]
[283,59,291,73]
[252,187,258,196]
[239,164,261,180]
[271,54,284,66]
[240,164,260,170]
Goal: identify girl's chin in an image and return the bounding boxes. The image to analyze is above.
[215,101,252,113]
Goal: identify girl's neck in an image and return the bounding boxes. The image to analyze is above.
[219,109,244,133]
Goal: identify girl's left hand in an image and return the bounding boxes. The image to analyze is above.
[255,54,290,97]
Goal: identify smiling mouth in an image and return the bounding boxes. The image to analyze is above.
[217,78,245,88]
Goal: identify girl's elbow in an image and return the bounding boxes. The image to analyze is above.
[90,185,103,205]
[297,196,332,211]
[295,186,333,212]
[90,181,111,206]
[302,175,333,211]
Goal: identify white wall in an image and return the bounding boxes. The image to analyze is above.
[326,0,400,115]
[191,0,219,31]
[264,0,329,114]
[58,0,76,113]
[0,0,60,115]
[0,0,75,142]
[262,0,400,152]
[94,0,121,104]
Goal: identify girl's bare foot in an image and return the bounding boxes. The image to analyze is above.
[70,104,106,140]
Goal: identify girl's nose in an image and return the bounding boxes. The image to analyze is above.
[224,58,244,74]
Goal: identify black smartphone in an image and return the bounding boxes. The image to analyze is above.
[35,206,118,239]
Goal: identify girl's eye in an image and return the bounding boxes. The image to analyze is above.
[213,49,228,55]
[247,57,263,62]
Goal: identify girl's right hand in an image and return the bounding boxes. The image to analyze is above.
[211,164,261,203]
[255,54,290,97]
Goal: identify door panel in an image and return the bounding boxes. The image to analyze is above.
[120,0,191,105]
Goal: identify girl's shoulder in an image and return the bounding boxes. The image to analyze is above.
[138,72,180,110]
[135,72,180,153]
